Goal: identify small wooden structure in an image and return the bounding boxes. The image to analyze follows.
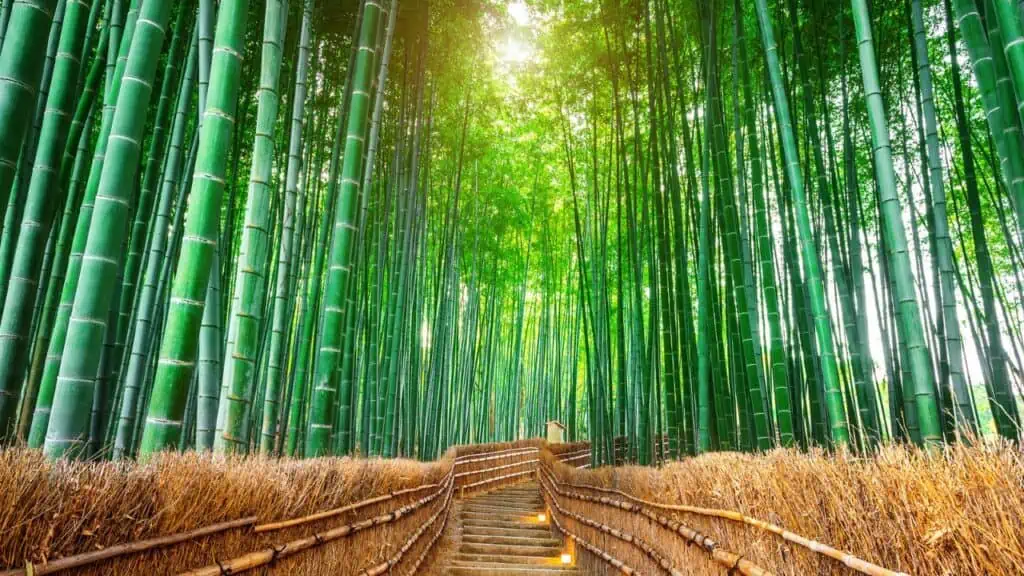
[547,420,566,444]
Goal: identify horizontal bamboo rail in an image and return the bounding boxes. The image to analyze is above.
[455,458,538,479]
[255,467,455,533]
[539,474,681,576]
[0,517,258,576]
[460,468,536,491]
[541,466,773,576]
[178,474,454,576]
[557,450,590,462]
[403,490,453,575]
[181,447,528,574]
[454,447,538,463]
[358,479,454,576]
[542,490,640,575]
[554,471,908,576]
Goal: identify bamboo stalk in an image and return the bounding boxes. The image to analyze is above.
[0,517,257,576]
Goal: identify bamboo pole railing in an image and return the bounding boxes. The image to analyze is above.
[175,445,537,574]
[542,488,640,575]
[177,473,455,576]
[454,446,539,463]
[538,473,682,576]
[401,488,453,575]
[357,477,455,576]
[460,468,536,491]
[0,517,258,576]
[554,449,590,464]
[540,467,773,576]
[553,469,909,576]
[255,467,455,533]
[454,458,538,480]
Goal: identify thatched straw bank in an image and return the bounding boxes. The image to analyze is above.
[542,442,1024,575]
[0,449,454,575]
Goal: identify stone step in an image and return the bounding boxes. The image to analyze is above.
[470,493,542,502]
[446,561,576,575]
[461,510,542,522]
[467,499,544,511]
[444,483,575,575]
[462,534,562,548]
[446,568,574,576]
[463,502,545,514]
[458,542,563,557]
[455,553,562,566]
[462,517,548,530]
[462,524,553,538]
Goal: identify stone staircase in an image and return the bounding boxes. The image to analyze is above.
[446,482,577,575]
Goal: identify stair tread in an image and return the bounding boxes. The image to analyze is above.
[444,484,575,574]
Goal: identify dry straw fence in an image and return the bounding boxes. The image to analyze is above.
[541,442,1024,576]
[4,441,1022,575]
[0,441,543,575]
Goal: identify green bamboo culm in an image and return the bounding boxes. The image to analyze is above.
[0,0,60,440]
[992,0,1024,133]
[216,0,287,454]
[736,0,793,447]
[953,0,1024,237]
[138,0,250,457]
[109,3,191,407]
[43,0,175,459]
[0,0,91,440]
[17,32,107,441]
[753,0,850,447]
[307,0,383,458]
[27,0,136,449]
[910,0,977,436]
[261,0,315,455]
[849,0,942,447]
[113,28,199,460]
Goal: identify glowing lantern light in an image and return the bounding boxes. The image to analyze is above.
[537,513,547,523]
[561,553,572,565]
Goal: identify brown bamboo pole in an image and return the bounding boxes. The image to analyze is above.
[454,446,539,463]
[357,480,454,576]
[545,463,907,576]
[541,466,773,576]
[178,475,455,576]
[539,474,682,576]
[544,497,639,575]
[0,517,257,576]
[454,458,538,480]
[461,468,536,490]
[402,493,452,574]
[255,467,454,533]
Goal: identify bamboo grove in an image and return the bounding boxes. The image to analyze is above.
[0,0,1021,464]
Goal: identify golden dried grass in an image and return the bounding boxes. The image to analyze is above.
[542,442,1024,576]
[0,439,546,575]
[0,448,452,575]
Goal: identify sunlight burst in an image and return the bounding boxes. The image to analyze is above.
[499,36,533,64]
[508,0,530,25]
